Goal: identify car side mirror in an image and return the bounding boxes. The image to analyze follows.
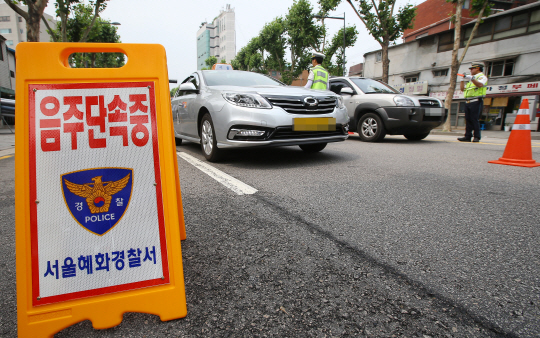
[340,87,354,95]
[179,82,197,93]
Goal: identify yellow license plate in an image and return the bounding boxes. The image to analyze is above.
[293,118,336,131]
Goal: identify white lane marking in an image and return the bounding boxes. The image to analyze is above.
[177,152,258,195]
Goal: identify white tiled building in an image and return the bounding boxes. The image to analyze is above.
[0,1,57,47]
[196,4,236,70]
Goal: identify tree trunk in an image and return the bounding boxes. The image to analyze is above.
[4,0,48,42]
[381,41,389,84]
[441,0,464,132]
[80,0,104,42]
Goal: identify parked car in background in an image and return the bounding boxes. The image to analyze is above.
[171,70,349,161]
[329,77,446,142]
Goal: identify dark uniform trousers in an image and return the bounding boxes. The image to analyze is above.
[464,99,483,140]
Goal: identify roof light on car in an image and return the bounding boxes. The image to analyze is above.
[222,92,271,109]
[393,96,415,107]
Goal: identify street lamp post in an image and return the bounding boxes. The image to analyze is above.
[314,13,346,76]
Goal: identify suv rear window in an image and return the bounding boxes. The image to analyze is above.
[350,78,398,94]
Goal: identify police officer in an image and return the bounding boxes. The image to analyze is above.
[458,62,488,142]
[304,52,329,90]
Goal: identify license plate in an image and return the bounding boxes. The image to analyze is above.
[293,118,336,131]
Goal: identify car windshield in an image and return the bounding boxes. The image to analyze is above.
[350,78,398,94]
[202,70,284,87]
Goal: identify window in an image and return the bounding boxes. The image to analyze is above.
[437,31,454,52]
[511,13,528,28]
[486,58,515,77]
[5,40,13,46]
[375,51,382,62]
[0,28,11,34]
[20,29,23,34]
[432,69,448,77]
[0,16,10,22]
[463,0,470,9]
[10,70,14,78]
[329,80,355,95]
[530,9,540,32]
[404,75,419,83]
[418,36,435,46]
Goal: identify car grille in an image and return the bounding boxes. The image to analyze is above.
[418,99,441,107]
[268,125,347,140]
[265,95,337,114]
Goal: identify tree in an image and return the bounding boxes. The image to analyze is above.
[285,0,324,79]
[344,0,416,83]
[258,18,287,74]
[205,56,218,69]
[441,0,492,131]
[49,0,109,42]
[220,58,227,64]
[322,26,358,76]
[3,0,49,42]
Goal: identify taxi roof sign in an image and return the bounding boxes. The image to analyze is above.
[212,63,233,70]
[15,43,187,337]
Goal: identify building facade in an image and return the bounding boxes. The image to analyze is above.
[0,2,57,47]
[196,4,236,70]
[0,34,14,98]
[364,2,540,131]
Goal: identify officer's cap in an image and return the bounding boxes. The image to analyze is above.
[469,62,485,69]
[311,51,325,60]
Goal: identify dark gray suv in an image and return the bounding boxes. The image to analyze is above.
[329,77,447,142]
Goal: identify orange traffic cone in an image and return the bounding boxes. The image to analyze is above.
[488,99,540,167]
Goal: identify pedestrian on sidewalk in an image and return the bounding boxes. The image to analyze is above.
[458,62,488,143]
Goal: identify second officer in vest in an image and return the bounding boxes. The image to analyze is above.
[304,52,329,90]
[458,62,488,142]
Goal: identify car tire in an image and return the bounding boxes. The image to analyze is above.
[358,113,386,142]
[299,143,327,152]
[175,137,183,146]
[200,113,221,162]
[404,132,430,141]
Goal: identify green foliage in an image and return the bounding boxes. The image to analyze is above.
[220,58,227,64]
[205,56,218,68]
[323,26,358,75]
[170,86,179,98]
[352,0,416,45]
[229,0,358,84]
[285,0,324,77]
[52,4,124,68]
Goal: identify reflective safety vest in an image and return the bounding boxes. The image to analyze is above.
[311,65,329,90]
[464,72,488,98]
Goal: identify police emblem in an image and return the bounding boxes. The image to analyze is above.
[61,168,133,236]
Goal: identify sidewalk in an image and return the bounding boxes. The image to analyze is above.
[431,129,540,140]
[0,128,15,156]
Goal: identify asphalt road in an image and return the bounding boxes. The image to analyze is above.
[1,134,539,337]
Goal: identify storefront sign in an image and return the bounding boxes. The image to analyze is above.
[430,80,540,100]
[392,81,428,95]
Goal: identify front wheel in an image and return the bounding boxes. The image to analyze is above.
[175,137,183,146]
[357,113,386,142]
[200,113,221,162]
[404,132,430,141]
[299,143,327,152]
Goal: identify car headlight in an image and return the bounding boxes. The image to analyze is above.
[393,96,415,107]
[336,96,345,109]
[222,92,271,109]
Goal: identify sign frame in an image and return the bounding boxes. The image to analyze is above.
[15,43,187,338]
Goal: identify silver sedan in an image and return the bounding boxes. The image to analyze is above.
[171,70,349,161]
